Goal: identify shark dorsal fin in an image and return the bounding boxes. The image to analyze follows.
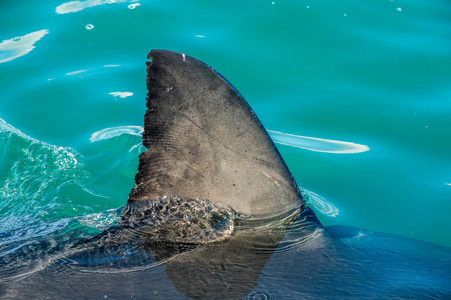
[127,50,302,217]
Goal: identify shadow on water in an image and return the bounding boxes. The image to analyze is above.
[1,205,451,299]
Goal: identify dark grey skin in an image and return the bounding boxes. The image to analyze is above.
[2,51,451,299]
[128,50,302,217]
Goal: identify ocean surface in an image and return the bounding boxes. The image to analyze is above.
[1,0,450,298]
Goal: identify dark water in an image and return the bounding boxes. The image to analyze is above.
[1,0,451,298]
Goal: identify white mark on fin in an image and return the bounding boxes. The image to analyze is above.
[260,172,271,180]
[182,53,186,62]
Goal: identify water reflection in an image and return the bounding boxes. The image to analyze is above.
[56,0,127,14]
[301,188,339,217]
[268,130,370,154]
[109,92,133,98]
[128,3,141,9]
[90,126,143,142]
[66,69,88,76]
[0,30,49,64]
[64,64,120,77]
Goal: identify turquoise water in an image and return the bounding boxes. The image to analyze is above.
[2,0,449,246]
[1,0,451,297]
[1,0,451,284]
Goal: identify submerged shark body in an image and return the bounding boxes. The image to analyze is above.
[1,51,451,299]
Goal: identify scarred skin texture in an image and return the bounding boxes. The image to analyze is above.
[127,50,303,217]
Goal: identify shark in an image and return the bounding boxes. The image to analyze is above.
[1,50,450,299]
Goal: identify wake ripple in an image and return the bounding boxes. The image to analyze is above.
[0,118,96,249]
[245,290,276,300]
[90,125,143,142]
[268,130,369,154]
[300,188,339,217]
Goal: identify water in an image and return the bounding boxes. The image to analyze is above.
[1,0,450,298]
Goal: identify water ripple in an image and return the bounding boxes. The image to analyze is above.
[66,69,88,76]
[76,208,122,232]
[0,118,95,247]
[300,189,339,217]
[268,130,370,154]
[275,227,326,255]
[90,126,143,142]
[245,290,276,300]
